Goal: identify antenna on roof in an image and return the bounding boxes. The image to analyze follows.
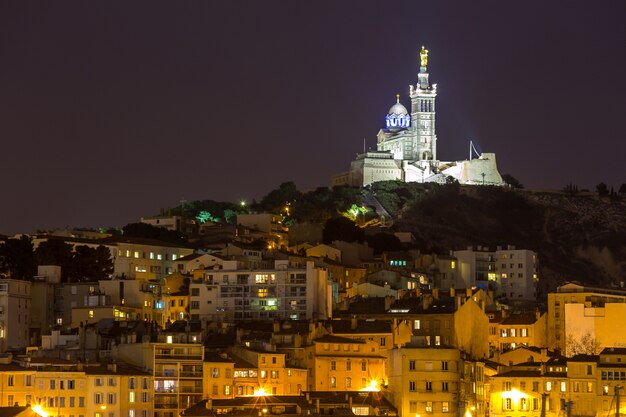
[363,138,366,154]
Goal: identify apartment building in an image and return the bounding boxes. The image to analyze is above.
[304,335,386,392]
[454,246,537,299]
[547,283,626,353]
[0,279,32,352]
[189,260,332,322]
[388,344,462,417]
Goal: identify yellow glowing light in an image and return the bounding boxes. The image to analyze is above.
[254,387,268,396]
[360,379,380,392]
[502,388,527,403]
[464,410,472,417]
[31,405,48,417]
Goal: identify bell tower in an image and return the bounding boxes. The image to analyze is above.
[410,46,437,161]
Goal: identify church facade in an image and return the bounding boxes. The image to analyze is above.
[332,47,504,188]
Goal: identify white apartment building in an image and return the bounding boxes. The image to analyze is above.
[0,279,32,352]
[189,260,332,322]
[454,246,537,300]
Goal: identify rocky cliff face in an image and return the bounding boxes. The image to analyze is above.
[370,182,626,296]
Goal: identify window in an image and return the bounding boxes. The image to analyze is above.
[504,398,512,410]
[129,378,136,389]
[532,398,539,410]
[190,301,200,309]
[191,288,200,296]
[442,402,449,413]
[504,382,512,391]
[426,381,432,391]
[331,361,336,371]
[107,393,116,404]
[50,380,56,389]
[442,361,449,371]
[560,381,567,392]
[414,320,421,330]
[271,370,278,379]
[141,392,149,403]
[409,360,416,371]
[212,384,218,395]
[79,397,85,407]
[68,379,75,389]
[520,398,527,410]
[532,381,539,392]
[224,385,231,395]
[409,401,418,413]
[346,360,351,371]
[7,375,13,386]
[212,368,220,378]
[330,377,336,388]
[587,365,593,375]
[94,393,103,404]
[128,392,136,403]
[361,360,367,371]
[409,381,416,391]
[546,381,552,391]
[442,381,449,392]
[426,402,433,413]
[272,356,277,364]
[521,328,528,337]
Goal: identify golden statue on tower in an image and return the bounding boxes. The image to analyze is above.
[420,46,428,67]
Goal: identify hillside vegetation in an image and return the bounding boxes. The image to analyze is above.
[369,181,626,296]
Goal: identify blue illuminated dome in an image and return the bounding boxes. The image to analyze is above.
[385,96,411,131]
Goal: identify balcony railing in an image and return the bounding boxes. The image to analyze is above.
[179,371,203,378]
[154,403,178,409]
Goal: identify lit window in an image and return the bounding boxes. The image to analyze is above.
[134,251,139,259]
[172,254,178,260]
[426,402,433,413]
[88,310,94,318]
[166,335,173,344]
[451,261,456,269]
[546,381,552,391]
[442,402,449,412]
[149,252,154,259]
[258,288,268,297]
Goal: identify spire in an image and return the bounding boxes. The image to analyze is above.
[396,93,400,103]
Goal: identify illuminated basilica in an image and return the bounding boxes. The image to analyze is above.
[332,47,505,187]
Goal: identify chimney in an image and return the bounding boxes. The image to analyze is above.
[422,295,432,310]
[385,295,394,311]
[450,287,455,297]
[351,316,358,331]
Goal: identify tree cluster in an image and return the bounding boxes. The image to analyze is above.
[0,236,113,282]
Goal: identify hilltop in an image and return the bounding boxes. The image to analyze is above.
[369,181,626,295]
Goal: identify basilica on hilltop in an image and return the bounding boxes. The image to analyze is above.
[332,47,504,187]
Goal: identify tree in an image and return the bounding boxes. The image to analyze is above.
[366,233,402,254]
[565,332,602,357]
[34,239,74,273]
[0,235,36,279]
[322,217,363,244]
[122,223,188,244]
[563,182,579,197]
[502,173,524,189]
[68,245,113,282]
[256,182,302,213]
[596,182,609,197]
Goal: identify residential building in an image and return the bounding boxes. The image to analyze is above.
[547,283,626,353]
[388,344,462,417]
[304,335,386,392]
[0,279,32,352]
[189,260,332,322]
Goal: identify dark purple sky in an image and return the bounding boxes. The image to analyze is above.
[1,1,625,235]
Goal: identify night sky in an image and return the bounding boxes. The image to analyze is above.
[1,1,625,235]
